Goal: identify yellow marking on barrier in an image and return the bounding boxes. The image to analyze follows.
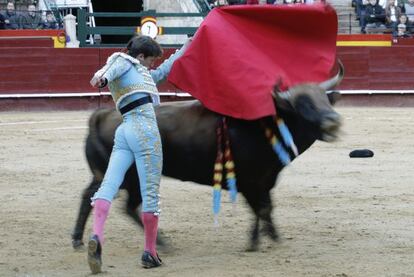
[336,41,392,47]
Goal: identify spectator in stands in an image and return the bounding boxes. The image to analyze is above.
[396,13,413,31]
[395,22,411,35]
[385,0,402,29]
[354,0,368,22]
[20,4,42,29]
[247,0,269,4]
[362,0,387,33]
[206,0,217,8]
[403,0,414,21]
[283,0,303,3]
[391,0,405,10]
[305,0,325,3]
[378,0,388,8]
[0,12,5,29]
[41,11,59,29]
[1,2,19,29]
[215,0,228,5]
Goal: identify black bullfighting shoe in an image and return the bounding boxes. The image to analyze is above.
[87,234,102,274]
[141,251,163,268]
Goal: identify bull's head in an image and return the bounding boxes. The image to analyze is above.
[272,61,344,142]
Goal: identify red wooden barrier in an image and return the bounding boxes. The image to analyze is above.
[2,45,413,94]
[0,48,100,93]
[1,36,414,110]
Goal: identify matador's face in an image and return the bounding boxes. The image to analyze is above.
[137,54,157,69]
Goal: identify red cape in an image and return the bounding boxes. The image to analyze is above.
[168,4,338,120]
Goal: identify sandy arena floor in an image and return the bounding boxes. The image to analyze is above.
[0,107,413,277]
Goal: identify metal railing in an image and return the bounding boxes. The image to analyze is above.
[192,0,213,13]
[76,8,411,47]
[77,9,206,47]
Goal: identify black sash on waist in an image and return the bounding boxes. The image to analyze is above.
[120,96,153,115]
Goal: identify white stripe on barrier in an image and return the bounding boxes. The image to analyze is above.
[0,92,192,98]
[1,90,414,99]
[0,119,85,126]
[30,126,88,132]
[0,92,102,98]
[335,90,414,95]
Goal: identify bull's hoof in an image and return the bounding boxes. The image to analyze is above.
[246,245,259,252]
[156,232,173,253]
[156,240,170,253]
[261,225,279,242]
[156,236,166,248]
[269,232,280,242]
[72,239,85,250]
[246,241,259,252]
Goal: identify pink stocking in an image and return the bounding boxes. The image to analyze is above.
[92,199,111,244]
[141,212,159,256]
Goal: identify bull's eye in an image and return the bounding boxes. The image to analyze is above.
[294,95,319,123]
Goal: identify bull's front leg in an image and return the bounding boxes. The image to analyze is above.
[247,216,260,252]
[242,176,279,251]
[257,173,279,242]
[72,177,101,250]
[246,197,279,251]
[258,193,279,242]
[242,187,265,251]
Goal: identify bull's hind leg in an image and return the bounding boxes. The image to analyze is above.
[72,177,101,249]
[124,168,145,228]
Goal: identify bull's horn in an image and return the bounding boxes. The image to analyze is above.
[272,90,291,100]
[319,60,345,91]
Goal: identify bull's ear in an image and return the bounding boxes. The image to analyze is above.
[327,91,341,106]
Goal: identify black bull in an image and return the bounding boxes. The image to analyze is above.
[72,64,343,251]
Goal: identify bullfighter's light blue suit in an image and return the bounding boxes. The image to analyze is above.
[91,48,186,215]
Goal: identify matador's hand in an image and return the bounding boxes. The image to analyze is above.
[90,76,107,88]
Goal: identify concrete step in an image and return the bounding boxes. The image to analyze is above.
[326,0,359,34]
